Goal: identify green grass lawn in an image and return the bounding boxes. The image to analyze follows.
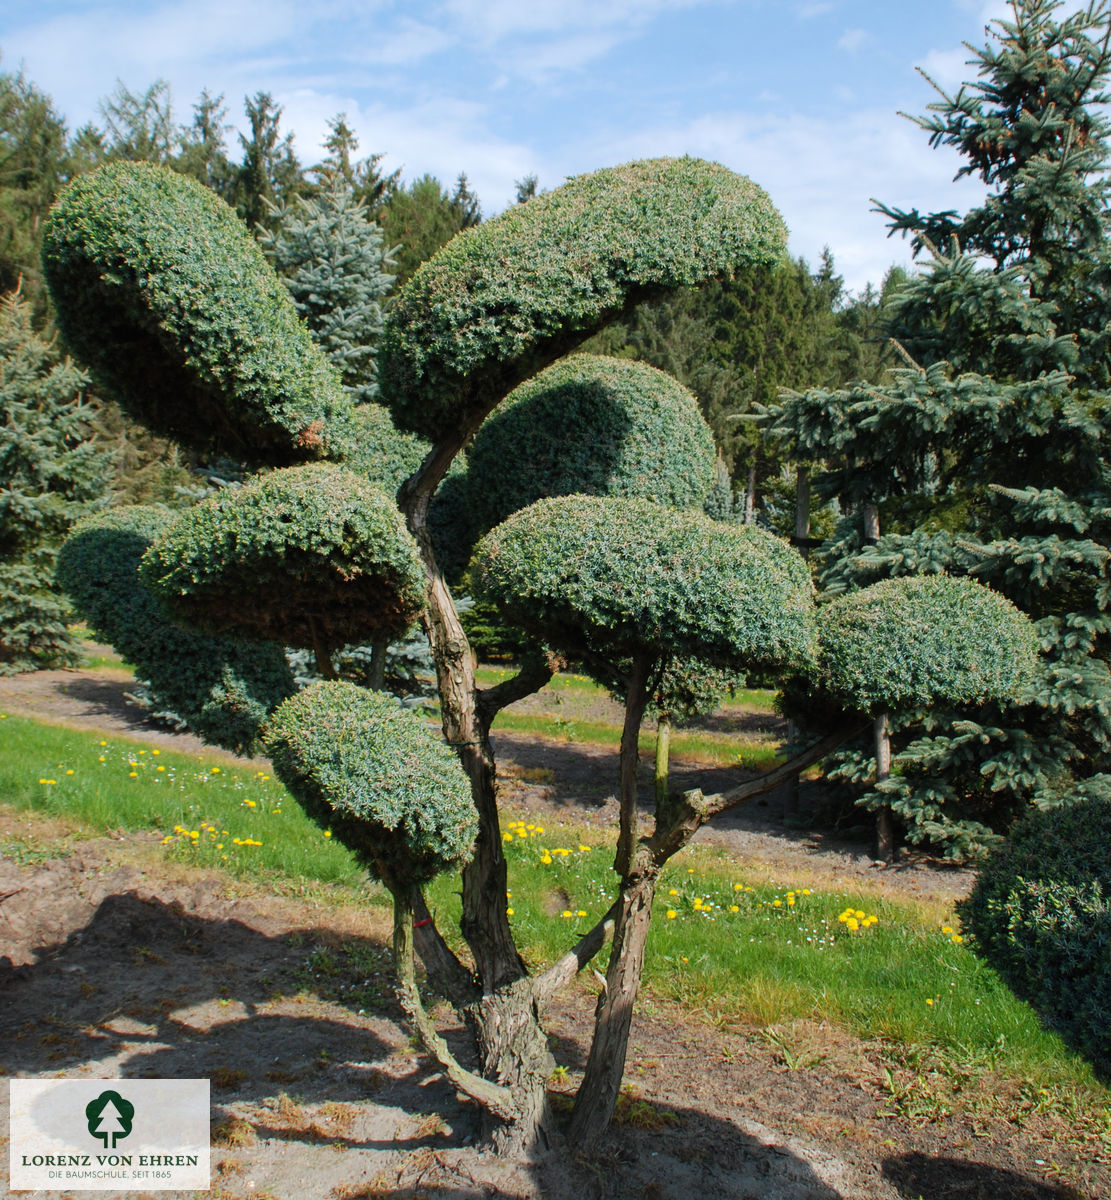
[2,711,1107,1112]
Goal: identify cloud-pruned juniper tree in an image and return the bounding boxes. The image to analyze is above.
[44,157,1038,1152]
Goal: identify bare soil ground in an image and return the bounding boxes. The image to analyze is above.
[1,664,1107,1200]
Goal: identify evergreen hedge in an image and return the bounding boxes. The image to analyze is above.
[139,465,425,651]
[473,495,816,672]
[42,161,354,462]
[818,575,1039,713]
[265,682,477,885]
[56,506,294,752]
[466,354,716,538]
[960,795,1111,1076]
[379,158,787,442]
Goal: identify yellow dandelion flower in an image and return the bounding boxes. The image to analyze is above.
[157,765,165,772]
[668,889,679,896]
[951,934,964,944]
[324,830,332,838]
[98,756,105,762]
[506,907,514,916]
[772,900,782,908]
[576,910,587,918]
[66,769,74,775]
[578,844,590,852]
[152,750,160,756]
[666,910,677,919]
[941,925,953,935]
[561,910,573,919]
[540,854,553,865]
[211,767,220,775]
[128,771,138,778]
[729,905,739,913]
[802,888,812,895]
[845,917,859,931]
[926,998,934,1006]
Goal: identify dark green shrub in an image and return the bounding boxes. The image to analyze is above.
[42,161,354,463]
[379,158,787,442]
[818,575,1039,713]
[959,795,1111,1075]
[265,681,476,885]
[472,495,816,673]
[139,465,425,652]
[347,402,429,497]
[56,506,294,752]
[466,354,715,538]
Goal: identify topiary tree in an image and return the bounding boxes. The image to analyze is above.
[43,156,1039,1155]
[465,354,716,539]
[959,792,1111,1077]
[55,506,294,752]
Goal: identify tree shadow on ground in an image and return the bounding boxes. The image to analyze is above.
[0,887,861,1200]
[883,1152,1084,1200]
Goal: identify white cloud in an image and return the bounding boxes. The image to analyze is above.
[838,28,869,53]
[441,0,704,42]
[571,105,986,293]
[798,1,836,17]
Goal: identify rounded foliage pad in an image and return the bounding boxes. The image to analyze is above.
[473,495,816,673]
[818,575,1038,713]
[380,158,787,442]
[467,354,716,538]
[56,506,294,753]
[140,465,426,651]
[960,795,1111,1076]
[42,161,352,462]
[265,681,477,885]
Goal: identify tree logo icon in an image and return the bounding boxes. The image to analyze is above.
[85,1089,135,1149]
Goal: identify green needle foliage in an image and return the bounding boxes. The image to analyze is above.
[56,506,293,752]
[139,464,425,652]
[473,495,817,674]
[380,157,787,443]
[961,794,1111,1077]
[0,288,113,672]
[41,161,354,463]
[466,354,716,539]
[266,682,476,886]
[817,575,1040,712]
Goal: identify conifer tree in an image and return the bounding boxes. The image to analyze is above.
[767,0,1111,858]
[0,287,113,671]
[0,69,70,305]
[234,92,302,231]
[176,89,235,200]
[261,178,394,404]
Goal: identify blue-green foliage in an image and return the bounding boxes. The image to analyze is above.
[261,177,394,406]
[818,575,1039,713]
[466,354,716,539]
[473,495,816,674]
[960,794,1111,1077]
[41,161,355,463]
[55,506,294,753]
[139,464,426,652]
[380,158,788,443]
[265,682,476,885]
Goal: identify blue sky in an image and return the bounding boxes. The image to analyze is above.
[0,0,1059,292]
